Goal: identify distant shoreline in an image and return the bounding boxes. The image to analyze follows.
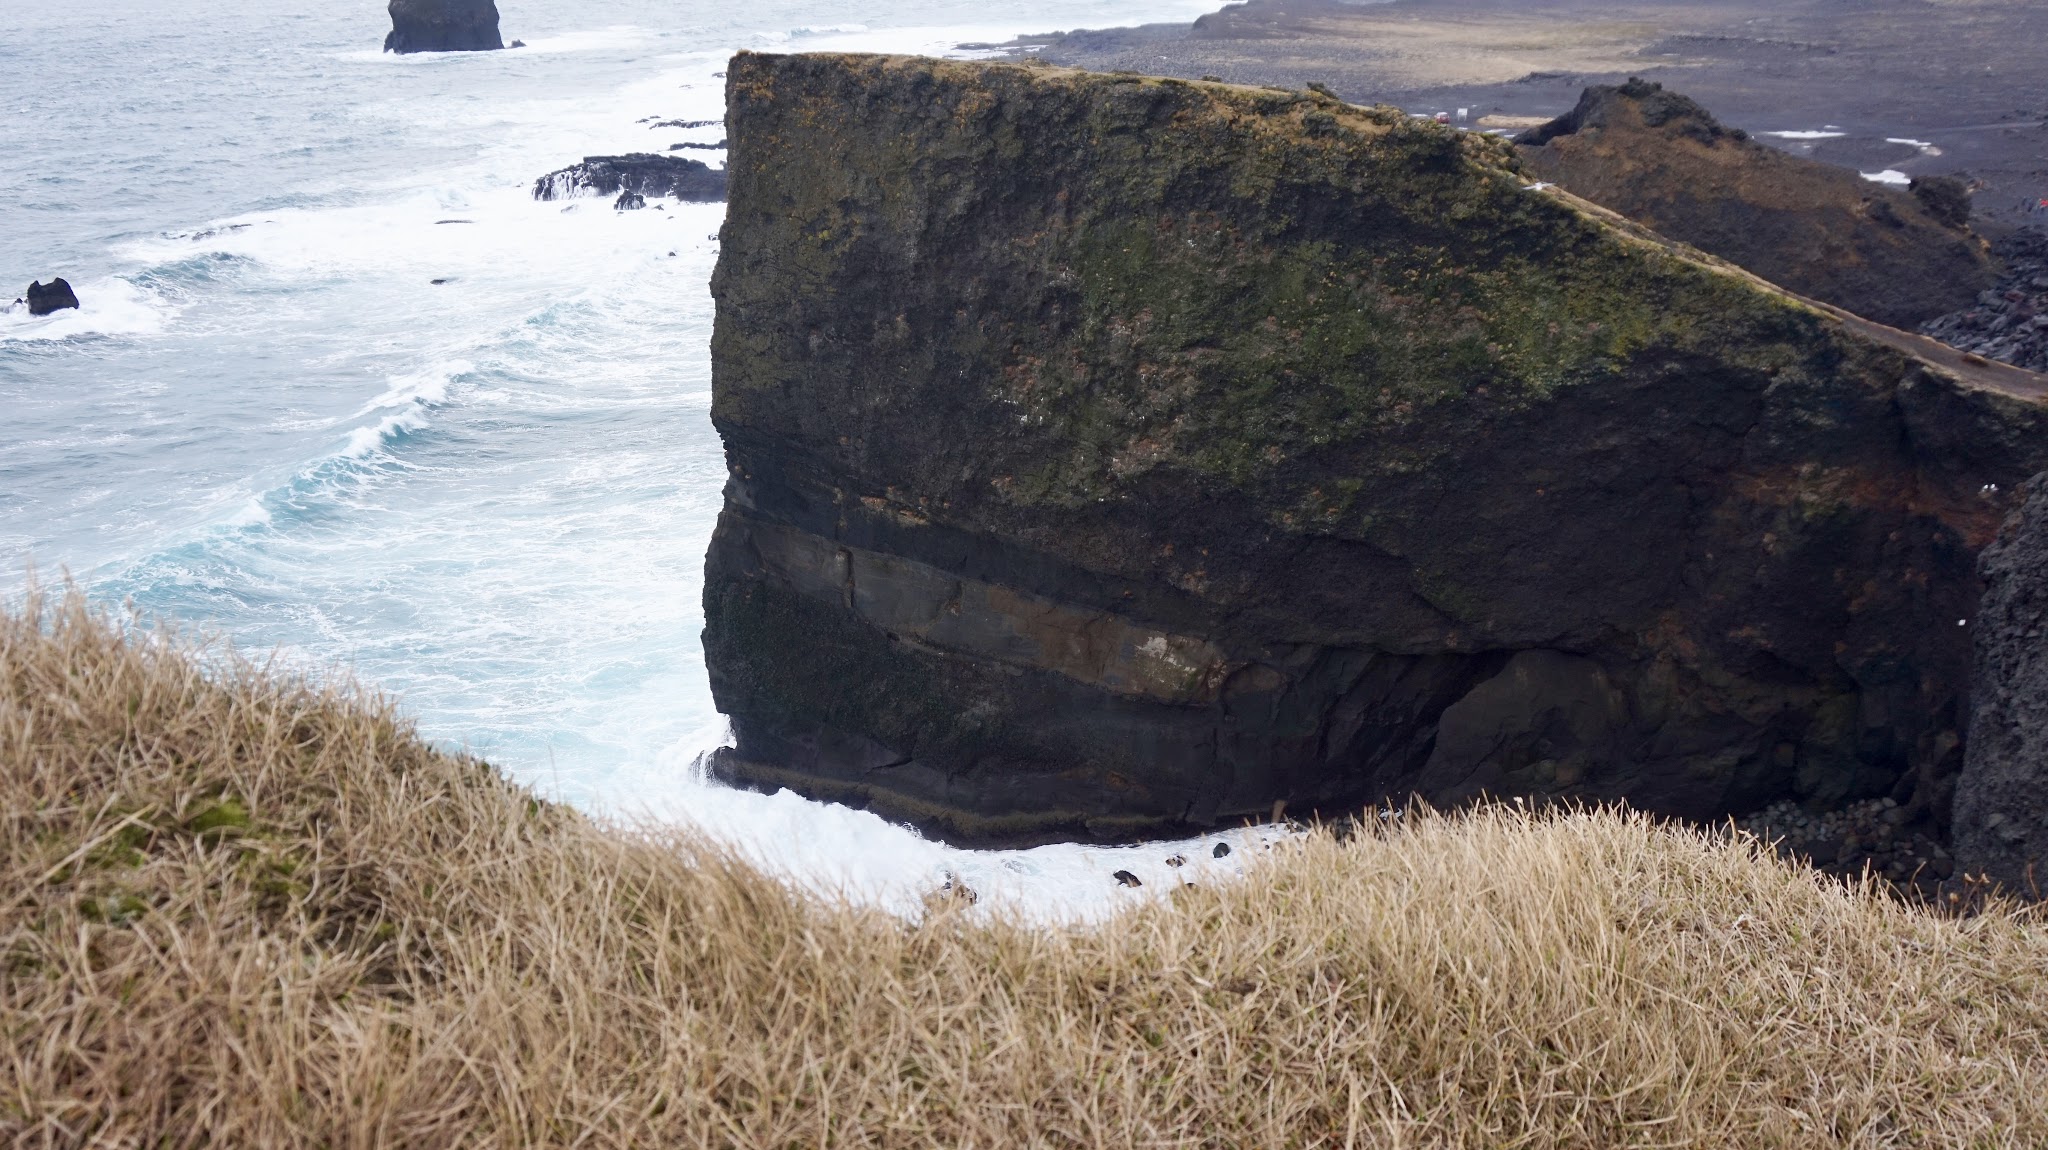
[999,0,2048,234]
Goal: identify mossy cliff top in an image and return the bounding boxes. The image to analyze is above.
[715,53,1893,506]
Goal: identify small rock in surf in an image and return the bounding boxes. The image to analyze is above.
[1112,870,1142,888]
[533,154,728,204]
[26,278,80,316]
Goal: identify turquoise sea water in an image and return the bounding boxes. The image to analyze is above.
[1,0,1282,916]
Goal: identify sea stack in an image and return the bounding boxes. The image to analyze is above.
[703,53,2048,847]
[384,0,503,54]
[25,279,79,316]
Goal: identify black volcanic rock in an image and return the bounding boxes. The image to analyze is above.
[1953,472,2048,894]
[26,279,79,316]
[704,53,2048,847]
[532,154,727,203]
[1922,228,2048,374]
[1516,80,1999,330]
[384,0,503,54]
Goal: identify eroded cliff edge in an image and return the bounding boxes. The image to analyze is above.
[704,52,2048,846]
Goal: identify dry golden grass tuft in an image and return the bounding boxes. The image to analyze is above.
[6,587,2048,1147]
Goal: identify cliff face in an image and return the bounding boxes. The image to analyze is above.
[1517,80,1998,331]
[384,0,502,54]
[1953,474,2048,891]
[705,53,2048,846]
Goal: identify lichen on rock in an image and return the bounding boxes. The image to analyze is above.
[704,52,2048,846]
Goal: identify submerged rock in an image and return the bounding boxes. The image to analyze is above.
[531,154,727,204]
[1516,79,1998,330]
[25,278,79,316]
[703,53,2048,847]
[384,0,502,54]
[1953,473,2048,894]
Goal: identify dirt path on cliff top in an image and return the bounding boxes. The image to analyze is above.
[1021,0,2048,234]
[1543,184,2048,400]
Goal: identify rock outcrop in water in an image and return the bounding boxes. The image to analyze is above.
[703,53,2048,846]
[25,279,79,316]
[531,154,727,204]
[384,0,502,54]
[1516,80,1998,331]
[1953,473,2048,893]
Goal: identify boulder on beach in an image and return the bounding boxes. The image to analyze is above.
[384,0,503,54]
[531,154,728,204]
[26,279,80,317]
[1516,79,1999,330]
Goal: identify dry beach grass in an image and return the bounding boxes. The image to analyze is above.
[5,588,2048,1147]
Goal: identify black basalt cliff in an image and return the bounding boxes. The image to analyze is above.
[703,52,2048,847]
[1953,474,2048,891]
[384,0,502,54]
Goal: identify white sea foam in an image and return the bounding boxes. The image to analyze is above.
[1762,129,1847,140]
[337,361,467,460]
[0,277,176,343]
[627,760,1302,923]
[1862,169,1912,187]
[331,26,656,64]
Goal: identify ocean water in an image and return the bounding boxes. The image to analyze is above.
[0,0,1284,918]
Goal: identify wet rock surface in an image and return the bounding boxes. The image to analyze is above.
[25,278,79,316]
[1922,228,2048,374]
[531,154,727,203]
[704,53,2048,847]
[1952,472,2048,895]
[1516,80,1998,330]
[384,0,502,54]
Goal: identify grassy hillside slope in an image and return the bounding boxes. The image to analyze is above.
[4,590,2047,1147]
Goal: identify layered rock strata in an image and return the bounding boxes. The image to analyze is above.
[531,154,727,203]
[704,53,2048,846]
[1517,80,1997,331]
[384,0,502,54]
[1953,473,2048,893]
